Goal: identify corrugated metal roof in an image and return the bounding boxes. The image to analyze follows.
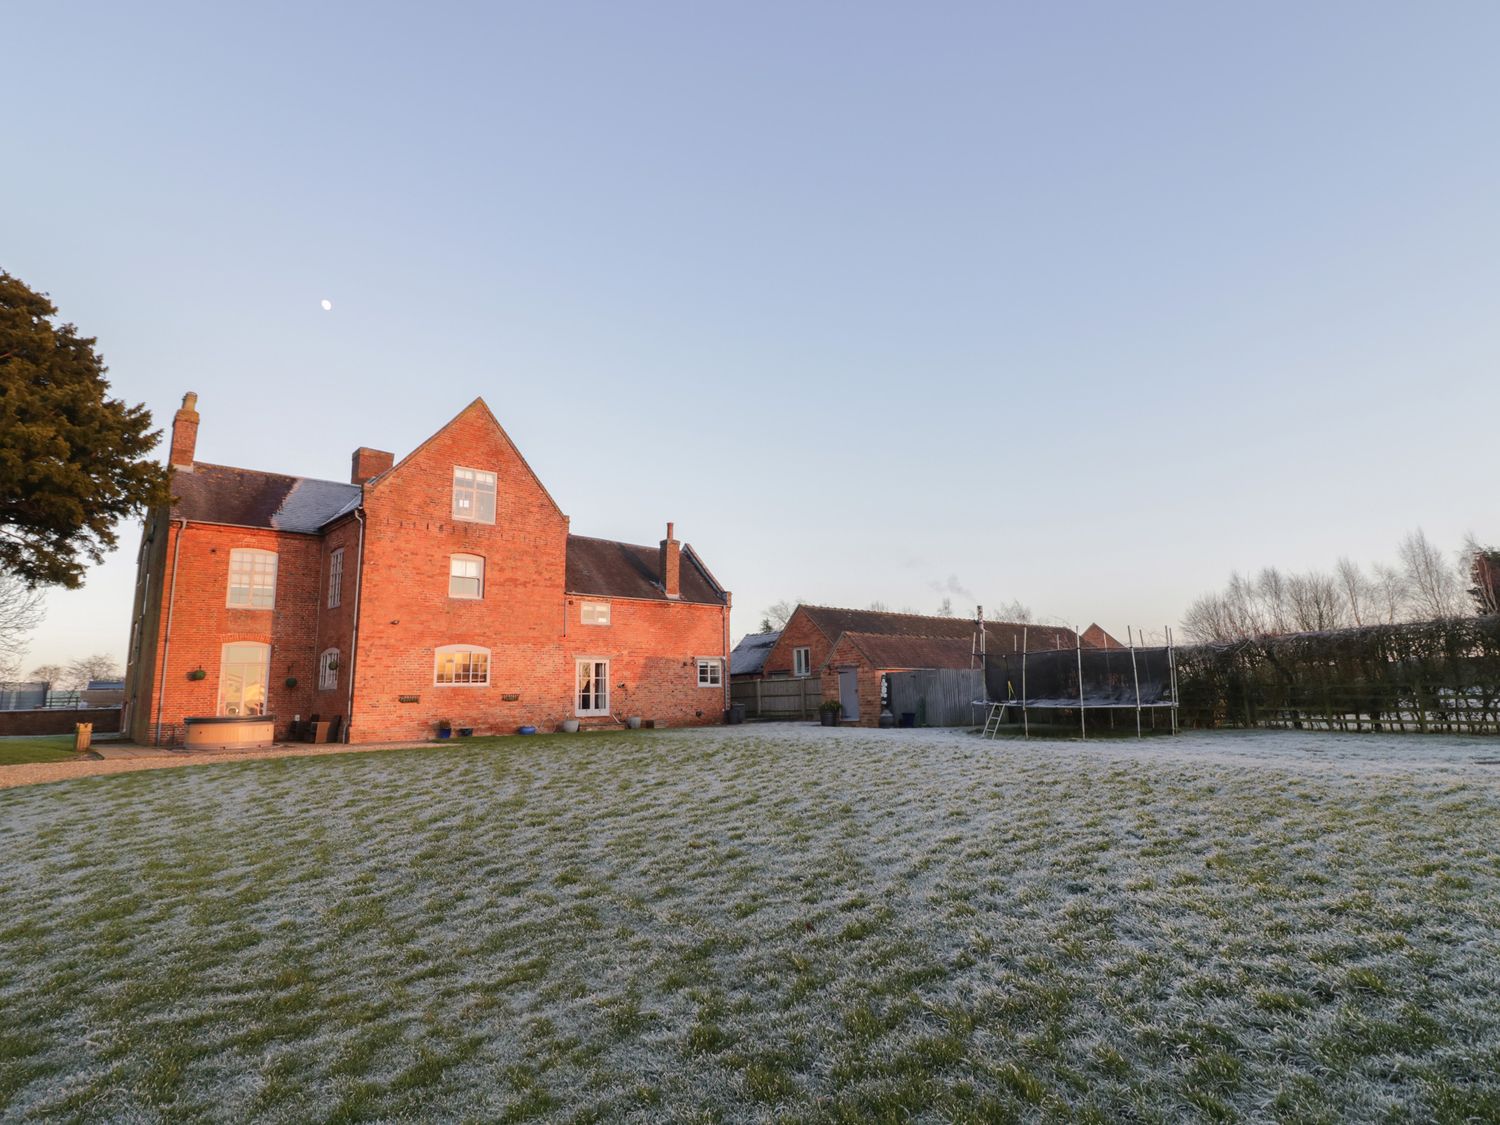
[730,630,781,675]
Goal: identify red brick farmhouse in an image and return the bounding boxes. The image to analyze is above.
[123,394,731,744]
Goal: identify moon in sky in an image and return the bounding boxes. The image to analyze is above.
[320,299,333,311]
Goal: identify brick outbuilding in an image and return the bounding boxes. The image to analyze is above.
[123,395,731,744]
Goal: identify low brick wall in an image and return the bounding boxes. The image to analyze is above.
[0,708,122,737]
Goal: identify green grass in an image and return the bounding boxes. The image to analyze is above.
[1,727,1497,1120]
[0,736,80,765]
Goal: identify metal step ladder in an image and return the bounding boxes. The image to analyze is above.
[980,701,1007,739]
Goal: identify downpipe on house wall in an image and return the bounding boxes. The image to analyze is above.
[341,508,366,743]
[153,518,188,746]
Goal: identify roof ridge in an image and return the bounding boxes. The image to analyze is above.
[191,461,359,491]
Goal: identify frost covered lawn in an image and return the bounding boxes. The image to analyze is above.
[0,737,78,766]
[2,727,1499,1122]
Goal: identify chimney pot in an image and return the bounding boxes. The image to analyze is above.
[169,391,200,470]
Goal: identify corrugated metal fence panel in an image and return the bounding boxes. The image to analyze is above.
[888,669,985,726]
[729,676,823,719]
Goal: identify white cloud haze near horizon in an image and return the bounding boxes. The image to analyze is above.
[7,1,1499,671]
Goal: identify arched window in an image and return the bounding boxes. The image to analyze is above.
[227,549,278,608]
[449,554,484,599]
[319,649,340,691]
[435,645,490,686]
[219,642,271,715]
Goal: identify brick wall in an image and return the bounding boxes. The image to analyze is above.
[139,522,324,743]
[762,608,830,680]
[822,634,884,726]
[0,708,121,737]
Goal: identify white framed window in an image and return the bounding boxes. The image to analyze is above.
[452,466,497,523]
[697,658,722,687]
[219,642,270,716]
[328,548,344,609]
[449,554,484,599]
[576,659,609,716]
[227,549,277,608]
[435,645,490,686]
[319,648,340,691]
[794,647,811,677]
[580,601,611,626]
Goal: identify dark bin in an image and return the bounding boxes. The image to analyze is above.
[899,712,916,728]
[726,703,746,725]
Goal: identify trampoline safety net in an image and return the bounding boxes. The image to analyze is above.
[984,647,1175,709]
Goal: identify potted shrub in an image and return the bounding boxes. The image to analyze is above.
[435,719,452,740]
[819,700,843,727]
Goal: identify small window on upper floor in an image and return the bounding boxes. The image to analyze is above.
[580,601,611,626]
[450,554,484,599]
[328,548,344,609]
[793,646,811,677]
[227,549,277,609]
[452,467,497,524]
[697,658,722,687]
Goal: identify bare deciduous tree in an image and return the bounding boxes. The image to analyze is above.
[1335,557,1373,627]
[1399,529,1466,618]
[988,599,1033,624]
[1371,563,1409,624]
[28,662,65,687]
[66,653,121,688]
[0,574,45,682]
[758,599,800,633]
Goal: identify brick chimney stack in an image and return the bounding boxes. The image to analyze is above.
[169,392,200,469]
[659,522,681,598]
[351,447,395,485]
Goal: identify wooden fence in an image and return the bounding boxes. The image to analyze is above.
[730,676,823,720]
[888,669,985,727]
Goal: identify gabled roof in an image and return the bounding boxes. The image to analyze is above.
[566,535,726,606]
[833,632,976,671]
[730,630,781,675]
[171,464,362,533]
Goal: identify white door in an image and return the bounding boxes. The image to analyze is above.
[839,669,859,722]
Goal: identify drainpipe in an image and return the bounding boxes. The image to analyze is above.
[342,507,366,742]
[154,518,188,746]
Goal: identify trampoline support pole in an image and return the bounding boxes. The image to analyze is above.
[1129,626,1142,739]
[1077,628,1086,741]
[1167,626,1179,735]
[1021,627,1029,740]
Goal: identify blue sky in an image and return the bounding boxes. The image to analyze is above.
[8,2,1499,667]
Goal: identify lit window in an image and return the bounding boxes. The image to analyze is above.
[452,467,497,523]
[450,554,484,599]
[435,645,490,686]
[697,659,722,687]
[794,647,811,677]
[227,549,277,609]
[580,601,611,625]
[576,659,609,716]
[328,548,344,609]
[219,643,270,715]
[319,649,340,691]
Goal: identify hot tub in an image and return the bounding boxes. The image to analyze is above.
[183,714,276,750]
